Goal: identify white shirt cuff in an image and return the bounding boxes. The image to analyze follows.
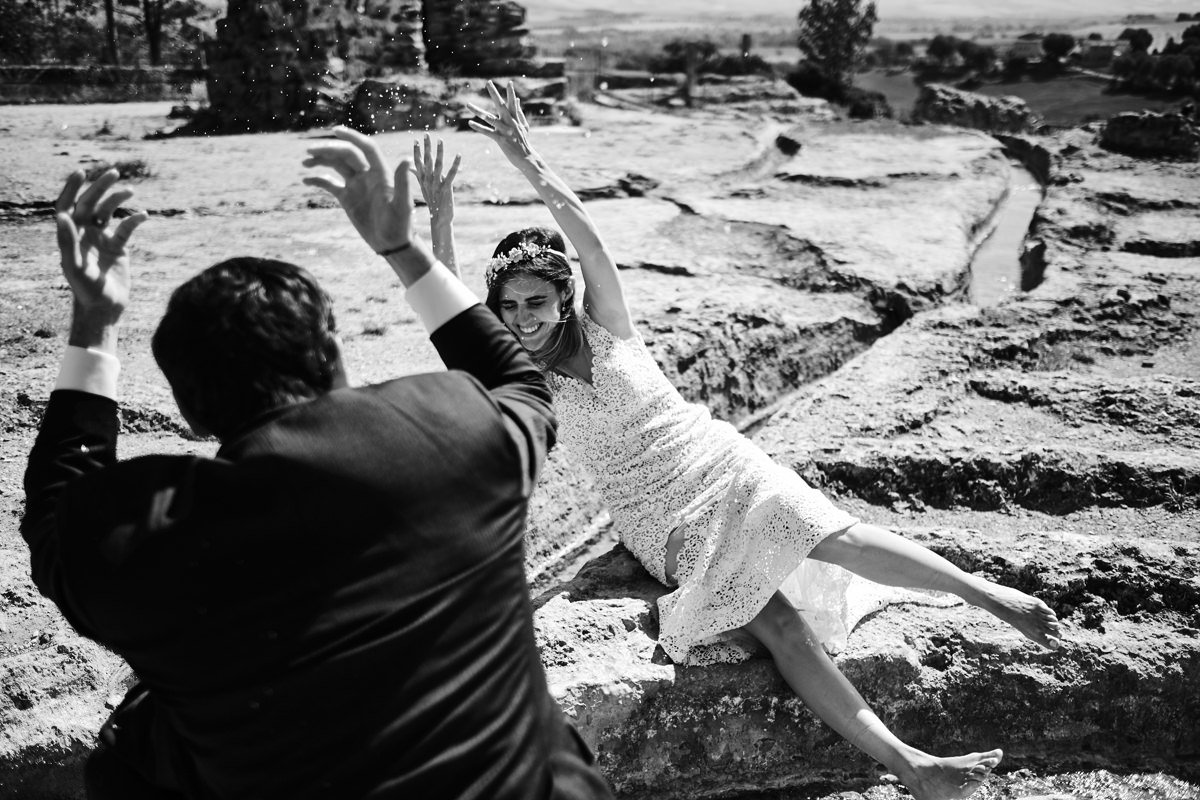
[404,261,480,333]
[55,346,120,400]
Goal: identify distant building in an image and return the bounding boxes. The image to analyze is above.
[1079,39,1129,68]
[1007,39,1044,60]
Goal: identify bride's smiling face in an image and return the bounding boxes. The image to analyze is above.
[497,273,564,351]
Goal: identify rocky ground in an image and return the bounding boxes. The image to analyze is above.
[1,96,1197,799]
[531,122,1200,799]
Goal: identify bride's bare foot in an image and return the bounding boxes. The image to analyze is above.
[895,748,1003,800]
[972,579,1063,649]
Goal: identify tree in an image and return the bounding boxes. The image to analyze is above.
[0,0,104,64]
[926,33,959,63]
[796,0,878,90]
[0,0,46,63]
[1041,32,1076,63]
[118,0,164,64]
[1003,53,1028,79]
[1173,54,1197,91]
[871,37,897,67]
[1118,27,1154,52]
[959,40,996,72]
[119,0,199,66]
[785,59,842,100]
[659,38,719,72]
[1116,49,1157,89]
[1156,53,1196,91]
[103,0,119,65]
[1153,52,1177,86]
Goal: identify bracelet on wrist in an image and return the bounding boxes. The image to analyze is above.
[377,241,412,257]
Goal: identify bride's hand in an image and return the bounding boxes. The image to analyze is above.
[412,134,461,227]
[467,81,535,165]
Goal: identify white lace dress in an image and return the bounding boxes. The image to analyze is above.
[548,314,895,666]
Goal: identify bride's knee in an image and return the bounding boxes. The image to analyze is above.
[745,592,809,646]
[810,522,891,571]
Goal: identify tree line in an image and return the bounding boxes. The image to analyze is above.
[1112,25,1200,96]
[0,0,204,67]
[791,0,1200,105]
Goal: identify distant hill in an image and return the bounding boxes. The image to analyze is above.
[189,1,1191,29]
[189,1,1190,26]
[521,0,1190,24]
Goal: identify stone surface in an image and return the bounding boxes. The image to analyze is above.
[534,531,1200,797]
[341,77,449,133]
[542,124,1200,798]
[912,82,1042,134]
[1100,110,1200,161]
[1,97,1198,798]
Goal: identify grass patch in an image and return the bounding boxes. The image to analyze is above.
[973,75,1182,126]
[853,71,1185,127]
[854,70,923,120]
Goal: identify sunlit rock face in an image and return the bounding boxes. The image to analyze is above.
[203,0,424,132]
[913,83,1041,134]
[535,534,1200,798]
[421,0,536,76]
[1101,110,1200,161]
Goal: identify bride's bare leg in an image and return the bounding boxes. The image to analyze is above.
[807,523,1063,649]
[744,593,1002,800]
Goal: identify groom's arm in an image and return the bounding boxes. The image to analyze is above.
[22,169,146,632]
[22,346,121,636]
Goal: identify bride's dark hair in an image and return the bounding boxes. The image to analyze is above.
[484,226,583,371]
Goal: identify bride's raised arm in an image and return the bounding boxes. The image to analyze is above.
[412,134,463,279]
[469,81,635,339]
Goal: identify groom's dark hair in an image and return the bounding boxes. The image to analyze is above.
[152,257,340,441]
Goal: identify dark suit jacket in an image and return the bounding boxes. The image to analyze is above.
[22,305,612,800]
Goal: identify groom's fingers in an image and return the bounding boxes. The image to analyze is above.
[75,169,120,222]
[330,125,389,179]
[110,212,149,248]
[93,189,134,226]
[55,213,81,272]
[56,170,86,215]
[304,145,371,181]
[302,175,345,197]
[392,159,414,210]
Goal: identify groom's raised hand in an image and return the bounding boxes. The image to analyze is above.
[55,168,149,354]
[304,126,433,287]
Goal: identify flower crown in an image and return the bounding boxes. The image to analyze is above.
[484,242,568,290]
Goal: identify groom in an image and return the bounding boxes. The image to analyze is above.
[22,128,612,799]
